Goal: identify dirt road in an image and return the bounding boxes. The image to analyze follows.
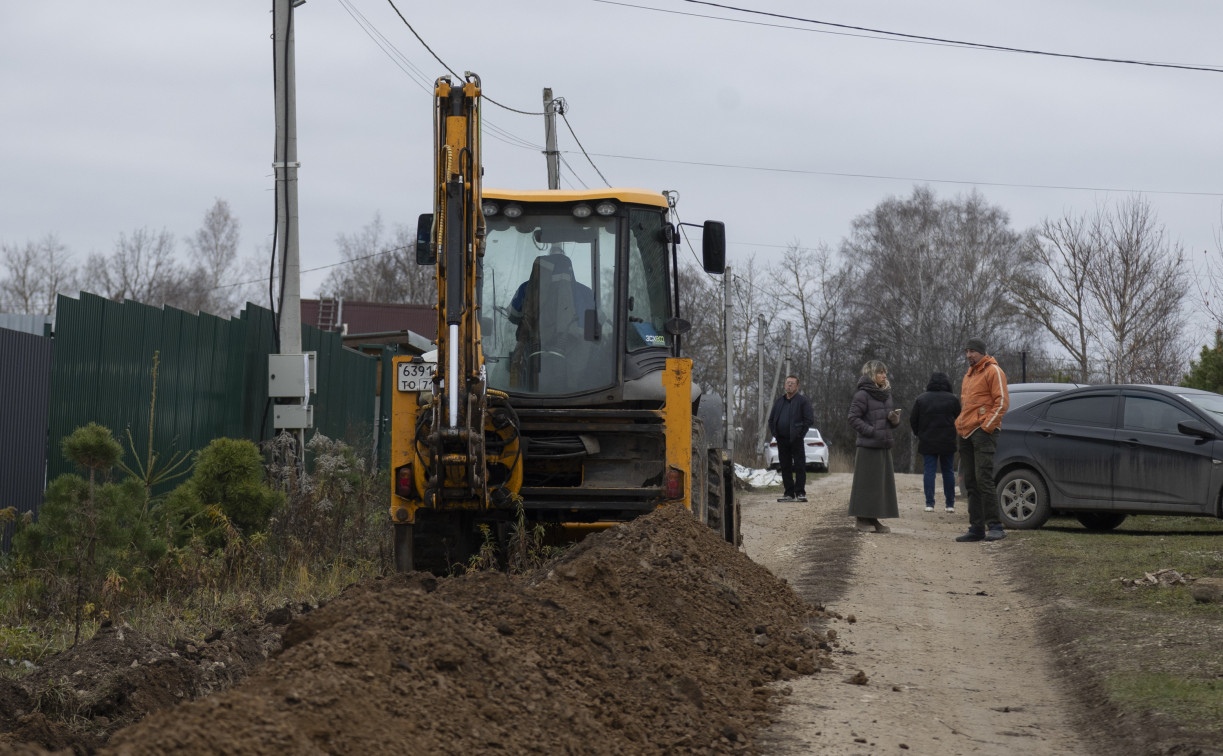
[742,472,1098,755]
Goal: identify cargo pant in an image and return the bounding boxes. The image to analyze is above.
[957,428,1001,533]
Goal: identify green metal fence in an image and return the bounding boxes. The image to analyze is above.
[47,293,379,490]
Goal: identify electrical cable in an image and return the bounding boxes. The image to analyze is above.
[383,0,547,115]
[679,0,1223,74]
[211,245,412,292]
[573,150,1223,198]
[559,110,612,187]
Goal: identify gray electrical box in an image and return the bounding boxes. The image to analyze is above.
[269,352,317,398]
[274,404,314,430]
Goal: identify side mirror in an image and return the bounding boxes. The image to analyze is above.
[664,317,692,336]
[1177,418,1217,440]
[416,214,436,265]
[702,220,726,274]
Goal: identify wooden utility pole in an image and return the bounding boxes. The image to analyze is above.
[543,88,560,190]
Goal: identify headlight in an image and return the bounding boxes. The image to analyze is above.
[503,204,523,219]
[595,201,616,216]
[572,204,592,219]
[481,201,499,216]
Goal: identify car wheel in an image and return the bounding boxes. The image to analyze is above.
[1074,512,1127,531]
[996,469,1052,529]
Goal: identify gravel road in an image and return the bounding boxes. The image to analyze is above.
[741,472,1100,755]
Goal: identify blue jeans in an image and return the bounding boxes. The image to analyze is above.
[923,453,956,508]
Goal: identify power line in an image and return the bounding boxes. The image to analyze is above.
[213,246,409,292]
[678,0,1223,74]
[375,0,612,181]
[382,0,547,115]
[559,111,611,187]
[571,150,1223,198]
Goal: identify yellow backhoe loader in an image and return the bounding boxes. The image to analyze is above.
[390,74,735,571]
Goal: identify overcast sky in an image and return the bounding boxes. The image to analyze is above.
[3,1,1221,344]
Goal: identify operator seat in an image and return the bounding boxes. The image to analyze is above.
[510,252,580,392]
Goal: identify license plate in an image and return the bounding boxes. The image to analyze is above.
[397,362,434,392]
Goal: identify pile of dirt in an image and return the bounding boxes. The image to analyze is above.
[3,504,834,755]
[1,612,289,755]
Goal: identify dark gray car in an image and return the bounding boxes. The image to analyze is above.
[993,384,1223,530]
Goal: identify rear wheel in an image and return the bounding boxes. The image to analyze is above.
[1075,512,1127,531]
[690,420,709,525]
[997,469,1052,529]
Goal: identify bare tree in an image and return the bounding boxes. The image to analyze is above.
[676,259,722,395]
[1007,214,1096,382]
[1192,205,1223,330]
[837,187,1032,469]
[85,227,189,306]
[1088,196,1189,383]
[0,234,77,315]
[178,198,253,316]
[318,214,436,304]
[766,241,853,446]
[1012,197,1189,384]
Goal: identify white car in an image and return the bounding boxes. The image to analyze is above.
[766,429,830,472]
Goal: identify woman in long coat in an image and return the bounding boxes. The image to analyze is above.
[847,360,901,533]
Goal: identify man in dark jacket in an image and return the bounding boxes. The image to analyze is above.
[767,374,816,502]
[910,371,962,513]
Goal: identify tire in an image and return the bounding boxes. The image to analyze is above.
[1075,512,1127,531]
[996,469,1052,529]
[705,448,726,536]
[690,420,709,525]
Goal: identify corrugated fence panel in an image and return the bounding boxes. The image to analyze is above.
[44,295,381,508]
[302,326,379,452]
[0,327,52,551]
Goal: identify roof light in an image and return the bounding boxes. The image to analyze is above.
[595,201,616,216]
[503,204,523,219]
[572,204,592,219]
[481,201,500,216]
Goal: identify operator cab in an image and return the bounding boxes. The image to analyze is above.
[472,188,723,404]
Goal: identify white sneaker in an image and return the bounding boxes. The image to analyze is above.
[924,505,934,512]
[945,506,955,513]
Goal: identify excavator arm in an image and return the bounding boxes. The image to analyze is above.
[390,74,522,571]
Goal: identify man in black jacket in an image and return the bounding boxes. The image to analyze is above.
[909,371,962,513]
[767,374,816,502]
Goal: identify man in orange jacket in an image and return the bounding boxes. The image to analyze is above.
[954,338,1009,542]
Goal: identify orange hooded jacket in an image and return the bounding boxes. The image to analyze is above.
[955,354,1009,437]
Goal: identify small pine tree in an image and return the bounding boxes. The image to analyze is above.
[1181,329,1223,394]
[165,438,283,551]
[13,423,167,641]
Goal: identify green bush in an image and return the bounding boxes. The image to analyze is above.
[167,438,283,550]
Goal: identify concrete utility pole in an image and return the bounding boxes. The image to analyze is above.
[757,314,765,454]
[274,0,302,354]
[723,267,734,455]
[543,88,560,190]
[753,315,763,445]
[269,0,315,443]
